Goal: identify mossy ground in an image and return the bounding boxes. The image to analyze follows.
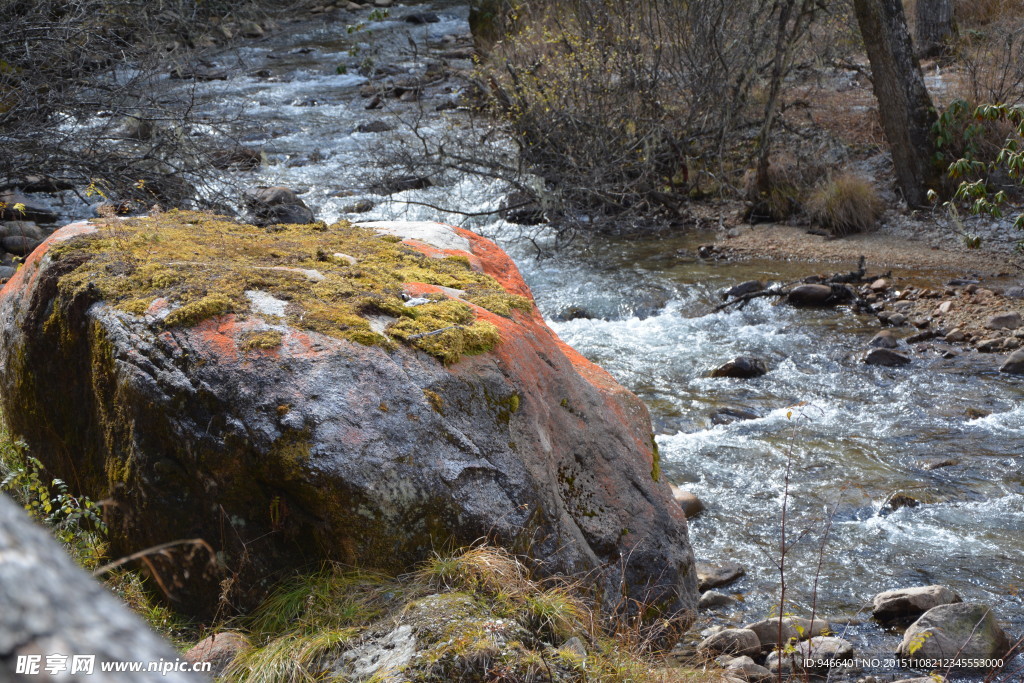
[49,210,532,364]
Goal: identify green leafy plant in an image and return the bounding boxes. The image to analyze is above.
[944,103,1024,239]
[0,421,108,571]
[1,450,108,563]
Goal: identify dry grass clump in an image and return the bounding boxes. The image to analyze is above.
[221,545,724,683]
[806,173,884,236]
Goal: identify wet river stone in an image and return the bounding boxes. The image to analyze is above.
[864,347,911,366]
[1000,349,1024,374]
[787,283,834,306]
[710,356,768,378]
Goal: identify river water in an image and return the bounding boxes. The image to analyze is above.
[173,3,1022,679]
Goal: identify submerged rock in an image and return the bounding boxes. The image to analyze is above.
[710,356,769,378]
[0,214,697,620]
[710,407,760,425]
[863,347,911,366]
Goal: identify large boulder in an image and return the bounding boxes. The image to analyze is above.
[0,213,697,620]
[0,493,200,681]
[897,603,1011,666]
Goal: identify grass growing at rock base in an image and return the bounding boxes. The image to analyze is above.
[222,545,727,683]
[48,210,532,364]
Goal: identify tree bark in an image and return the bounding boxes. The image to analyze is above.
[853,0,941,207]
[915,0,955,58]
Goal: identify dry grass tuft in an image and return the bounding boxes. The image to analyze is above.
[219,545,729,683]
[806,173,885,237]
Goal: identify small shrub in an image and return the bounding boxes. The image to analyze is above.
[743,157,824,222]
[947,103,1024,243]
[0,422,107,568]
[806,173,884,236]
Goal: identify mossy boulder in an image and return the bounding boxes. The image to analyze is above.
[0,212,697,621]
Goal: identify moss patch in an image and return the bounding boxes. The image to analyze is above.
[423,389,444,414]
[650,435,661,482]
[48,210,532,364]
[239,329,284,352]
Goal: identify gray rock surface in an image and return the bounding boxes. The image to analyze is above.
[0,493,201,681]
[719,655,772,682]
[985,312,1022,330]
[897,603,1010,665]
[766,636,854,674]
[696,628,761,658]
[745,616,831,651]
[872,585,962,621]
[1000,349,1024,374]
[868,329,898,348]
[698,590,736,610]
[247,185,316,225]
[696,561,746,591]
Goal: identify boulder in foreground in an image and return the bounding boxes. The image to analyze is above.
[0,211,697,620]
[0,494,198,681]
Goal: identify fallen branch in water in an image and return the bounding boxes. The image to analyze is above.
[715,256,885,312]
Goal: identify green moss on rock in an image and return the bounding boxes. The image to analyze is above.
[48,210,532,364]
[239,330,284,352]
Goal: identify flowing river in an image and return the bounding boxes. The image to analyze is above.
[143,2,1024,678]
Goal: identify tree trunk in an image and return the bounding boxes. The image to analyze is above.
[852,0,941,207]
[915,0,955,58]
